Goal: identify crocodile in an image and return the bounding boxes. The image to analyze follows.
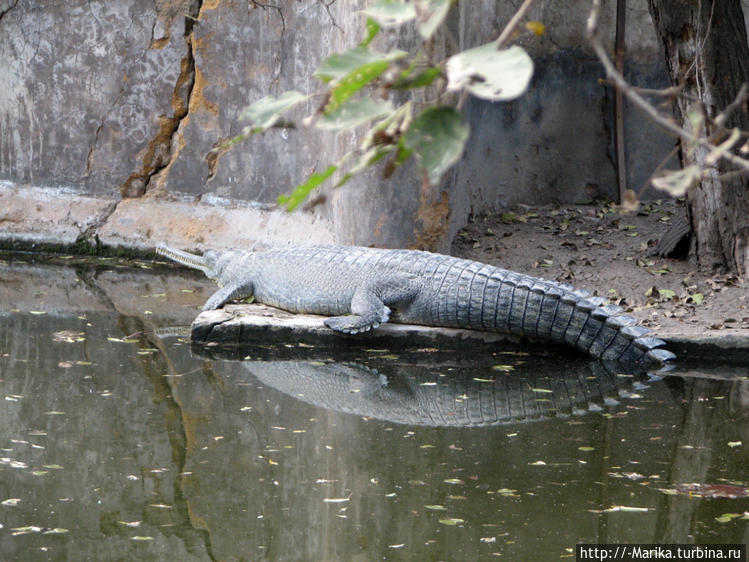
[240,358,651,427]
[156,244,675,363]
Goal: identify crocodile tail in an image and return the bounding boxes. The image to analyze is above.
[530,282,675,363]
[443,263,674,363]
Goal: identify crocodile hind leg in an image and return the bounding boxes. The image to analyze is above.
[203,282,254,311]
[324,275,420,334]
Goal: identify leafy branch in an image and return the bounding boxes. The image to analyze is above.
[224,0,541,210]
[586,0,749,200]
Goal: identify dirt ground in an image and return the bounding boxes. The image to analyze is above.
[450,199,748,344]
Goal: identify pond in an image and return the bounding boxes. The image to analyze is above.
[1,257,747,560]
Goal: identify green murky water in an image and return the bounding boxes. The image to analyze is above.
[1,258,747,560]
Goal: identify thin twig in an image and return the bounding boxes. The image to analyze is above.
[598,79,686,100]
[714,83,748,128]
[495,0,536,48]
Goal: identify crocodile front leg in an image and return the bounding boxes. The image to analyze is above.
[324,274,420,334]
[203,282,254,311]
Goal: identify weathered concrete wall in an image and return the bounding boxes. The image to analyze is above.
[1,0,741,252]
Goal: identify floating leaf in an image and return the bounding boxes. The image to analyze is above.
[403,107,469,185]
[323,497,350,503]
[530,388,553,394]
[491,365,514,372]
[52,331,86,343]
[715,513,743,523]
[131,536,154,541]
[2,498,20,506]
[443,478,465,485]
[425,504,448,511]
[727,441,742,448]
[361,0,416,27]
[446,43,533,101]
[439,518,465,526]
[239,90,307,131]
[578,446,595,452]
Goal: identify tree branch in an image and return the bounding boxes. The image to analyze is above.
[495,0,536,48]
[586,0,749,173]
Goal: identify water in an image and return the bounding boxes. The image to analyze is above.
[1,257,748,560]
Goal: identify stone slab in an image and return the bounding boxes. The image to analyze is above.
[191,303,749,365]
[190,303,526,349]
[0,183,115,247]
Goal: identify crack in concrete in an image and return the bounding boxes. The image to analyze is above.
[75,199,119,249]
[249,1,286,95]
[85,83,129,179]
[318,0,342,33]
[0,0,19,25]
[120,1,203,199]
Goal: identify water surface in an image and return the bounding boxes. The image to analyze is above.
[1,258,747,560]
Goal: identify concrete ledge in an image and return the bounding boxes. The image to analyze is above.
[97,197,335,252]
[0,182,335,254]
[0,183,116,247]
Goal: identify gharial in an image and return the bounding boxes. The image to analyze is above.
[157,244,675,364]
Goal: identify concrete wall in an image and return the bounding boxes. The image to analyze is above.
[0,0,737,252]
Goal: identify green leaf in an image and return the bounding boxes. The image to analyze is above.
[336,145,394,188]
[438,518,465,526]
[403,107,469,185]
[360,17,381,47]
[279,165,337,210]
[415,0,452,40]
[446,43,534,101]
[239,91,307,131]
[326,60,392,113]
[361,0,416,27]
[316,46,404,83]
[391,64,442,90]
[318,98,394,131]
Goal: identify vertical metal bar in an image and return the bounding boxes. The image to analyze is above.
[614,0,628,203]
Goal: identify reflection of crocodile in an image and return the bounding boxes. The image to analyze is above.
[157,244,674,363]
[243,359,650,427]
